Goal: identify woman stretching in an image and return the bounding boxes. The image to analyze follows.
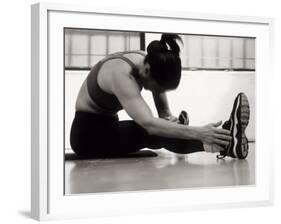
[70,34,250,159]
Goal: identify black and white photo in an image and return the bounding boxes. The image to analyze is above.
[64,29,255,194]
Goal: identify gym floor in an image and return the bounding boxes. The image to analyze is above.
[64,143,255,195]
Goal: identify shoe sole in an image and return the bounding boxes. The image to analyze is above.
[230,93,250,159]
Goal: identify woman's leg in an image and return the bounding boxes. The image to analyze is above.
[116,119,204,154]
[70,111,204,158]
[70,111,122,158]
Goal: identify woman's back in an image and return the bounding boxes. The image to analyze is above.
[75,50,146,115]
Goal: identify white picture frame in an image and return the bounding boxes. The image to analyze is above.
[31,2,274,221]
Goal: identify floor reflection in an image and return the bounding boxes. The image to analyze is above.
[65,143,255,194]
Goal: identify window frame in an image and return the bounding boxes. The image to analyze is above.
[179,34,256,72]
[64,28,145,71]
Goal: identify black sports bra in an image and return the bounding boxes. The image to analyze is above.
[86,51,146,114]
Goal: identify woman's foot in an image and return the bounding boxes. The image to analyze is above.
[178,110,189,125]
[217,93,250,159]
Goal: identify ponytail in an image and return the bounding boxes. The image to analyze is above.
[160,34,183,57]
[145,33,183,90]
[147,33,183,57]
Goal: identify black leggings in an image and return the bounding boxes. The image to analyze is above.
[70,111,204,158]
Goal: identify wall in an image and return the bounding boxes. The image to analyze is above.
[65,70,255,149]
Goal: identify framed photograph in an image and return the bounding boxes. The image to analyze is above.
[31,2,274,221]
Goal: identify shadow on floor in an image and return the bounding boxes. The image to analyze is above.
[65,149,158,160]
[18,210,32,219]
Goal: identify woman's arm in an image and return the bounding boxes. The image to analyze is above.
[152,91,178,122]
[110,68,231,145]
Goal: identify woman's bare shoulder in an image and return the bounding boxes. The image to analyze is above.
[97,59,136,94]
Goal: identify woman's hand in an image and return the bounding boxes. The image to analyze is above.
[163,115,179,123]
[198,121,232,146]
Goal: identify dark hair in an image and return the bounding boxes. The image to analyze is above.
[144,34,183,90]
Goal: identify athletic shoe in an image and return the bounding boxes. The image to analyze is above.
[217,93,250,159]
[178,110,189,125]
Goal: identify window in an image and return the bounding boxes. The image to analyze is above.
[180,35,255,71]
[64,28,143,70]
[64,30,255,71]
